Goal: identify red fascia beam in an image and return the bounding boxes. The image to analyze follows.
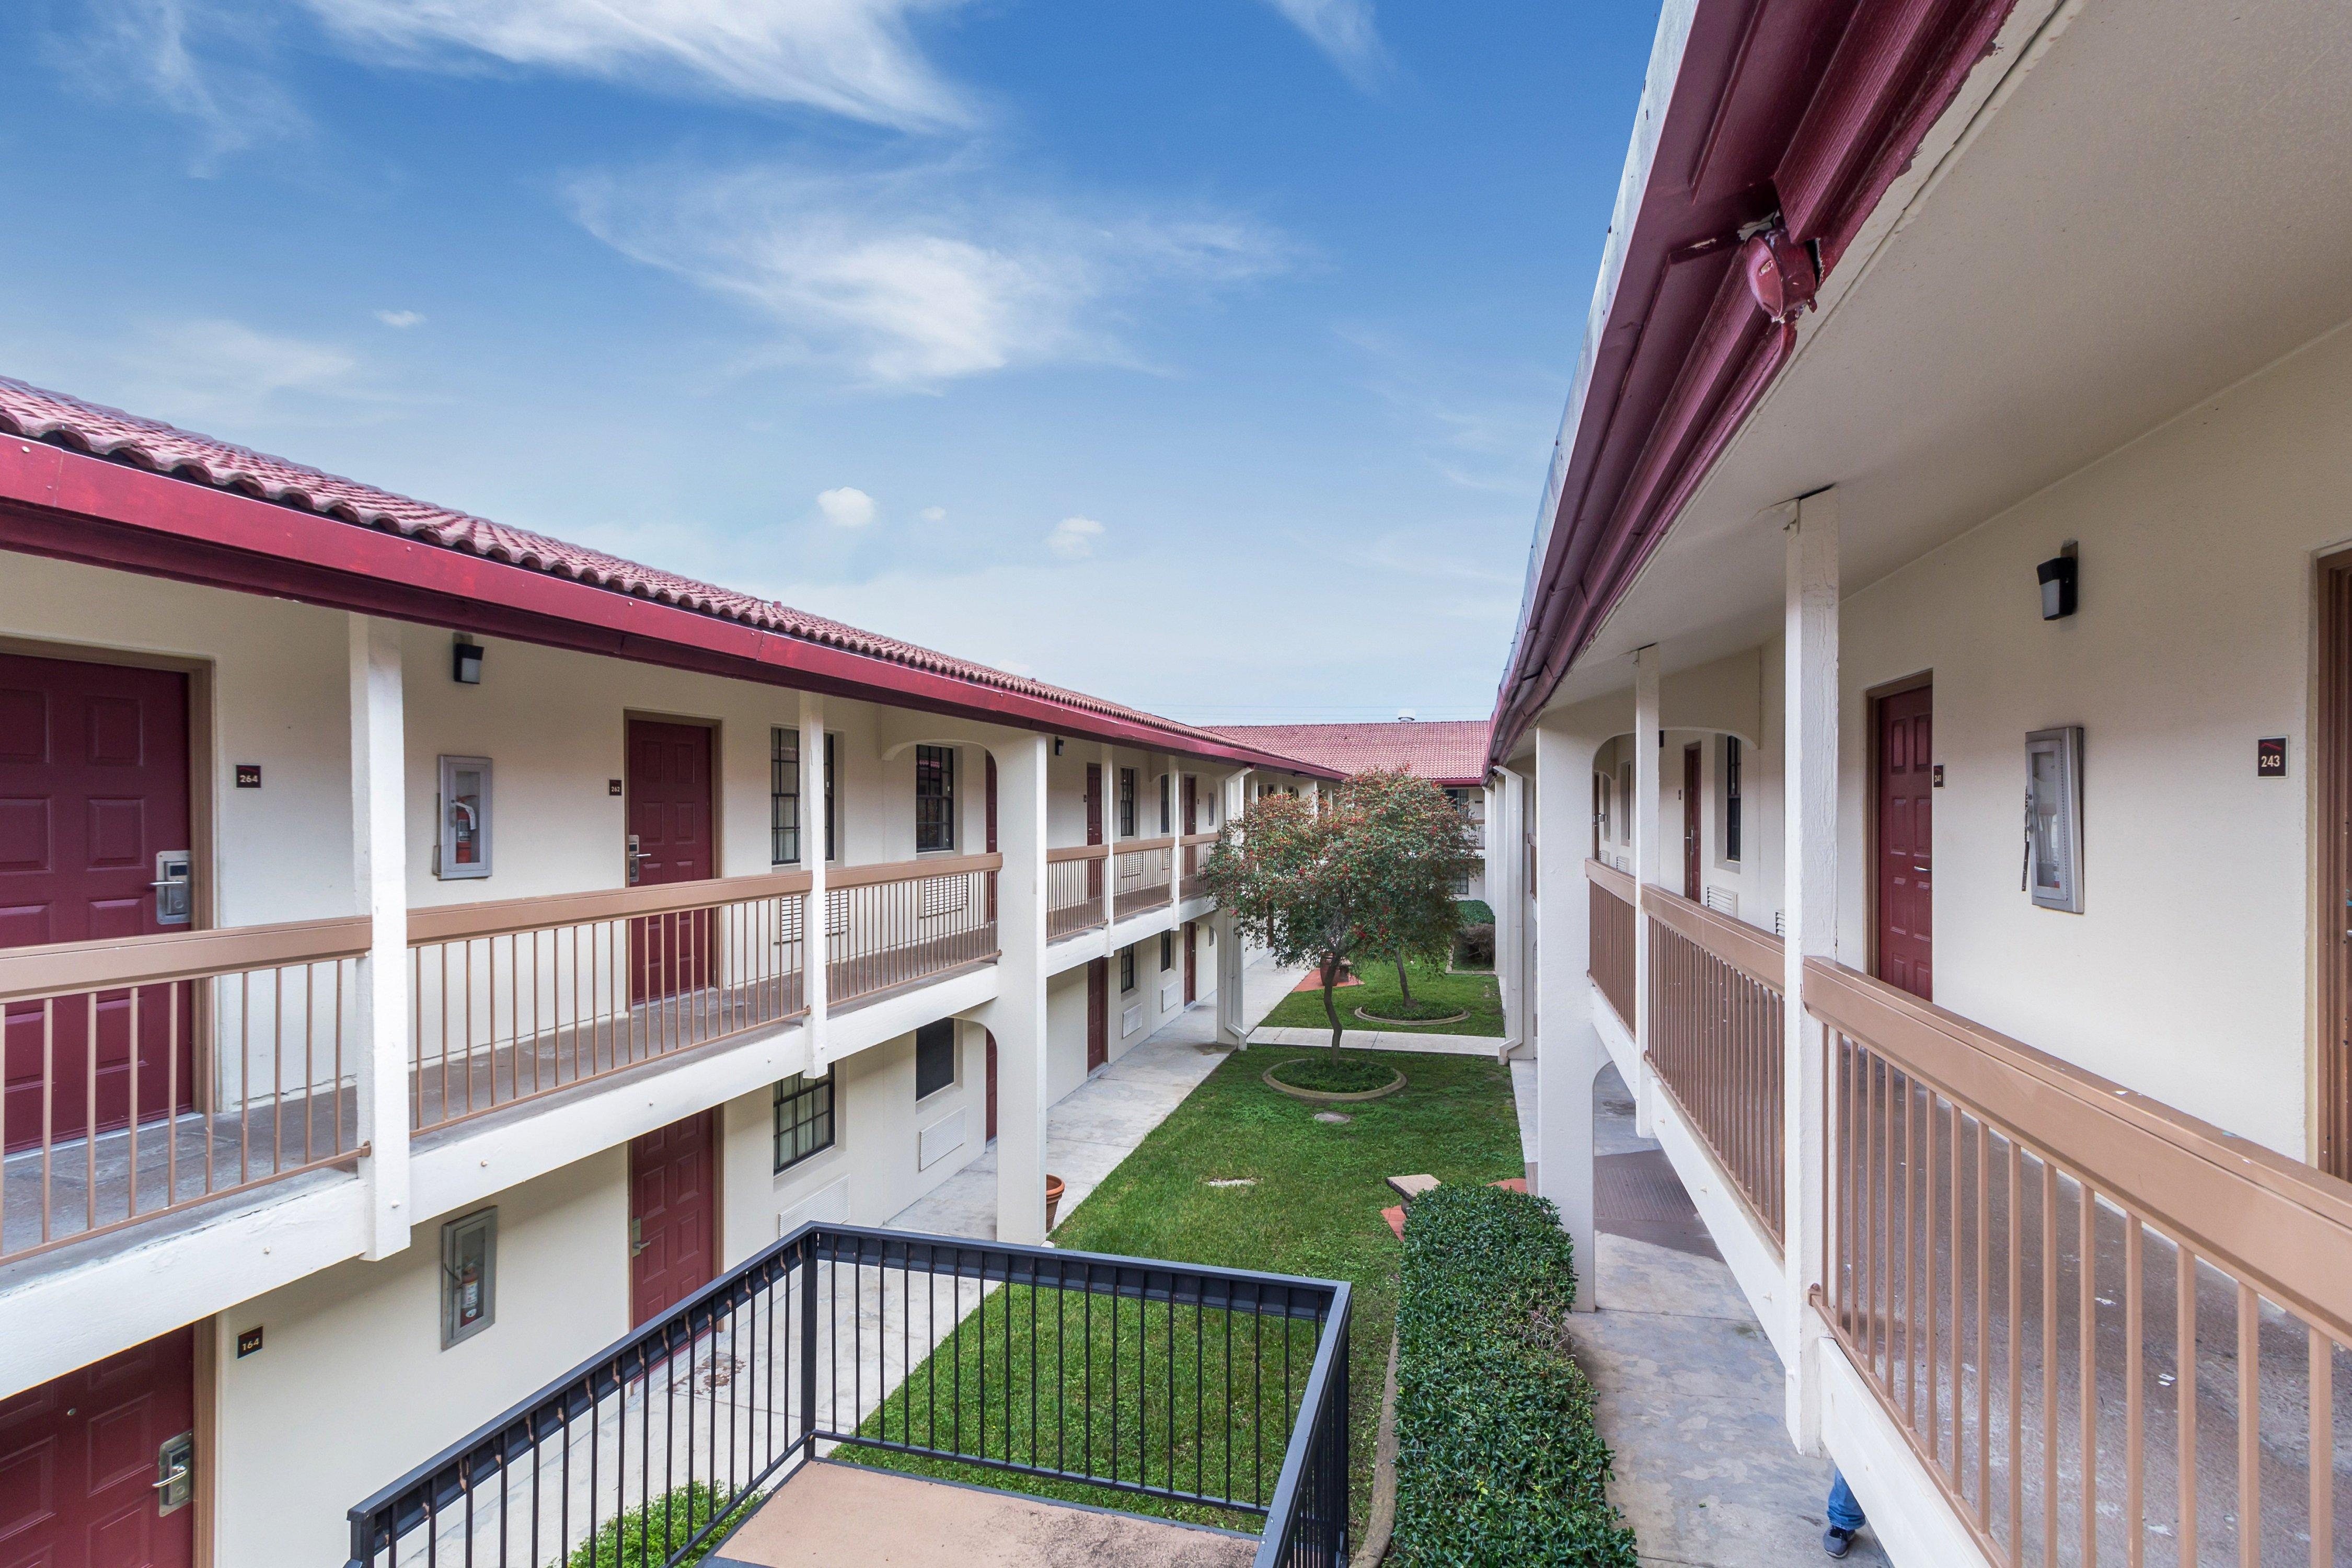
[1489,0,2016,768]
[0,437,1335,779]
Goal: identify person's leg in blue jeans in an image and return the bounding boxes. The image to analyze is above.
[1824,1470,1866,1557]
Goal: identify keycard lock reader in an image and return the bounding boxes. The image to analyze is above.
[152,850,192,925]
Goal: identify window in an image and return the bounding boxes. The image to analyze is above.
[1160,932,1172,971]
[915,744,956,853]
[1119,946,1136,993]
[1618,762,1633,844]
[1594,771,1612,855]
[773,1073,835,1172]
[1117,768,1137,836]
[1721,736,1743,864]
[771,730,800,864]
[915,1018,956,1099]
[1159,776,1172,834]
[773,731,840,864]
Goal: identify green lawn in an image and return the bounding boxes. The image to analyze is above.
[1256,954,1503,1038]
[843,1045,1525,1541]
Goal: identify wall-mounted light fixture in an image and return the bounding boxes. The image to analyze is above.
[2037,544,2078,621]
[452,637,486,684]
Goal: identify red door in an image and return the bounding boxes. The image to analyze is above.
[1085,959,1109,1071]
[0,1327,195,1567]
[625,720,715,1005]
[2,654,195,1152]
[1183,923,1197,1004]
[628,1110,717,1325]
[1083,764,1104,901]
[1681,743,1702,901]
[984,1030,997,1142]
[1875,686,1934,1000]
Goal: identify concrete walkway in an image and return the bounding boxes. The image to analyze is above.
[1247,1023,1505,1054]
[884,954,1307,1240]
[1512,1060,1888,1567]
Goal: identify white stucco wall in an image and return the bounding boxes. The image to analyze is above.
[1834,319,2352,1158]
[212,1148,630,1568]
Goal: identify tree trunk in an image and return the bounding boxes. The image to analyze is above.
[1394,955,1414,1005]
[1321,954,1345,1050]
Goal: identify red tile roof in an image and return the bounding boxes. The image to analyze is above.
[0,374,1317,767]
[1206,720,1490,785]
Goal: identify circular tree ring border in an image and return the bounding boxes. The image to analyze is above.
[1352,1005,1471,1027]
[1262,1063,1408,1103]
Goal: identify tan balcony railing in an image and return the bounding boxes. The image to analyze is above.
[1585,858,1636,1031]
[1046,845,1108,939]
[1113,837,1173,920]
[408,871,811,1133]
[0,917,371,1265]
[1810,958,2352,1568]
[1644,883,1784,1249]
[1179,832,1218,901]
[825,853,1000,1008]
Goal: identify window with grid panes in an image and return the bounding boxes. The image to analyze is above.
[770,729,801,864]
[915,745,955,852]
[771,1073,834,1172]
[1117,768,1137,837]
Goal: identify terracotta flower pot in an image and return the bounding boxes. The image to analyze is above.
[1044,1174,1067,1231]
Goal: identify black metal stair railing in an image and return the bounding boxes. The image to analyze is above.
[344,1223,1351,1568]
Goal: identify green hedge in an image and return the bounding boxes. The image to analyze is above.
[1392,1185,1638,1567]
[1455,898,1495,927]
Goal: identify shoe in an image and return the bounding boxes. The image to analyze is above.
[1823,1525,1858,1558]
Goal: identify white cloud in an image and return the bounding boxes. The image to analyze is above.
[51,0,308,170]
[1045,515,1103,560]
[375,309,426,329]
[117,318,360,423]
[816,486,877,528]
[919,505,947,522]
[297,0,975,130]
[1258,0,1387,89]
[568,158,1287,387]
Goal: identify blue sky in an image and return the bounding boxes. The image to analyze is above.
[0,1,1657,724]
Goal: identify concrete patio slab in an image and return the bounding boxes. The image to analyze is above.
[1508,1060,1890,1567]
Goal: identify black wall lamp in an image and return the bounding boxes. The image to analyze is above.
[2037,545,2078,621]
[452,637,486,684]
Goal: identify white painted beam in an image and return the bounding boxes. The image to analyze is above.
[1631,644,1662,1139]
[799,691,832,1067]
[983,733,1052,1244]
[1782,487,1840,1451]
[1533,720,1606,1306]
[349,614,409,1260]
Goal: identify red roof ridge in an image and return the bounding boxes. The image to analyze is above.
[1206,719,1491,783]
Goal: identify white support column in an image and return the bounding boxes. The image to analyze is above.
[1161,755,1180,906]
[1490,767,1531,1055]
[1217,769,1249,1046]
[1630,645,1662,1139]
[1782,487,1840,1450]
[349,614,409,1261]
[1099,742,1119,933]
[800,692,831,1067]
[1533,720,1606,1306]
[984,733,1052,1244]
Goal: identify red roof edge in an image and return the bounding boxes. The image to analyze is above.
[0,434,1338,777]
[1490,0,2019,769]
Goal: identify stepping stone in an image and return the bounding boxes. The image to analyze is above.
[1313,1110,1351,1124]
[1382,1205,1407,1240]
[1386,1173,1440,1204]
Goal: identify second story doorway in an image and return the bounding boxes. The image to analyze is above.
[625,718,715,1006]
[1873,682,1934,1001]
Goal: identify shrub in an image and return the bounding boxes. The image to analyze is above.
[1392,1185,1638,1567]
[568,1481,751,1568]
[1455,898,1495,927]
[1452,923,1495,969]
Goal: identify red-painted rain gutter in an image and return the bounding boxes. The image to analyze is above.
[1489,0,2017,769]
[0,438,1338,779]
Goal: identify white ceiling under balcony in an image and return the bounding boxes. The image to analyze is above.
[1545,0,2352,710]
